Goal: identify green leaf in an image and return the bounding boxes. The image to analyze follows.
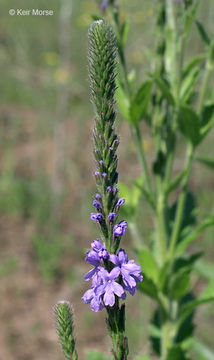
[119,178,142,218]
[195,21,211,46]
[175,215,214,257]
[138,275,158,300]
[178,105,200,146]
[154,77,175,106]
[200,102,214,141]
[180,67,201,103]
[194,260,214,280]
[179,280,214,321]
[138,248,159,284]
[134,356,151,360]
[86,351,110,360]
[195,154,214,169]
[173,252,203,274]
[166,345,189,360]
[158,262,170,293]
[167,169,186,195]
[91,14,104,21]
[130,81,152,124]
[169,271,190,300]
[121,20,130,47]
[183,54,206,78]
[116,82,130,121]
[184,0,200,37]
[192,338,214,360]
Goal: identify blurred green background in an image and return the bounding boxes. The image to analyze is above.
[0,0,213,359]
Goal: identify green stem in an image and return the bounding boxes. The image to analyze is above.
[131,124,154,202]
[106,303,128,360]
[169,143,193,258]
[169,55,213,258]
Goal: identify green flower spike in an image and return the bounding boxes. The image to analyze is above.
[54,301,78,360]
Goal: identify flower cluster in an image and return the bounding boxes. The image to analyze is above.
[83,20,143,314]
[82,239,143,311]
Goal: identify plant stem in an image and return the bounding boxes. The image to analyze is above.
[169,143,193,258]
[169,56,213,258]
[131,124,154,201]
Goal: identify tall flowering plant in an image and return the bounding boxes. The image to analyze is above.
[54,21,142,360]
[54,1,214,359]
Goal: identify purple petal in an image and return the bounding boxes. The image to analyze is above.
[103,291,115,307]
[124,284,138,296]
[109,254,120,266]
[85,250,100,266]
[122,262,141,273]
[109,267,120,280]
[90,296,104,312]
[84,267,97,282]
[111,281,125,297]
[82,288,94,304]
[118,249,128,264]
[91,239,102,251]
[121,269,137,288]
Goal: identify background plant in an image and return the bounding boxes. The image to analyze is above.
[92,0,214,359]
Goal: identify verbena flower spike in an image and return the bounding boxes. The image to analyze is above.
[54,301,78,360]
[82,20,143,359]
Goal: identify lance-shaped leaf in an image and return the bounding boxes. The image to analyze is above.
[195,21,211,47]
[179,280,214,322]
[180,67,201,103]
[154,76,175,106]
[130,81,152,124]
[166,345,190,360]
[195,154,214,170]
[191,338,214,360]
[175,215,214,257]
[194,260,214,281]
[138,248,159,284]
[178,105,200,146]
[116,78,130,121]
[199,102,214,142]
[183,54,206,78]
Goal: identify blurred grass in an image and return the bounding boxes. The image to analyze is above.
[0,0,214,359]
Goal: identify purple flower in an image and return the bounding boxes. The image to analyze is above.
[107,186,112,192]
[94,171,100,177]
[116,198,125,209]
[91,239,108,259]
[108,212,116,223]
[85,239,108,267]
[84,266,102,285]
[93,200,102,211]
[102,172,107,178]
[82,287,104,312]
[101,0,108,11]
[96,268,125,306]
[109,249,143,294]
[99,160,104,166]
[95,193,101,200]
[113,187,119,194]
[91,213,104,223]
[113,221,127,237]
